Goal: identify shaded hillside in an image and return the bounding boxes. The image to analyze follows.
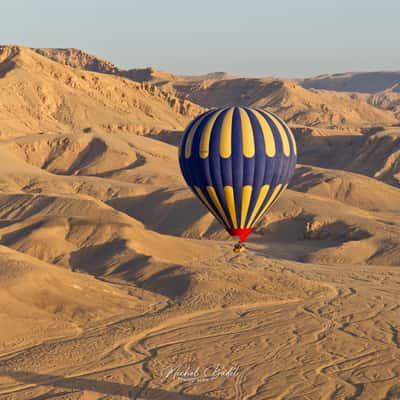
[161,77,397,129]
[301,71,400,93]
[301,71,400,118]
[368,87,400,117]
[295,127,400,187]
[120,71,398,130]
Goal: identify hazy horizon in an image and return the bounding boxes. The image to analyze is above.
[3,0,400,78]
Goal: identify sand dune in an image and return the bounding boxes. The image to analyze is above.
[8,132,139,176]
[0,245,150,353]
[0,47,399,399]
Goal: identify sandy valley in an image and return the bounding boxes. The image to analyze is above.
[0,46,399,399]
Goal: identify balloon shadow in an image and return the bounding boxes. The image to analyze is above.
[1,370,221,399]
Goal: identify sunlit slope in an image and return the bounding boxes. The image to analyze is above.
[0,46,204,138]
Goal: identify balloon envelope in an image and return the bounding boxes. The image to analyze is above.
[179,107,297,242]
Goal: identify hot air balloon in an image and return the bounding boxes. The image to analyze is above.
[178,107,297,252]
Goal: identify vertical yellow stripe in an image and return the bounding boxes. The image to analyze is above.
[223,186,238,229]
[248,109,276,157]
[199,108,225,159]
[194,186,225,226]
[273,113,297,156]
[247,184,270,227]
[261,110,290,157]
[240,185,252,228]
[239,108,255,157]
[252,184,284,227]
[219,107,234,158]
[184,112,210,159]
[206,186,231,228]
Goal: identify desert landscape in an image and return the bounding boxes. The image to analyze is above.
[0,45,399,400]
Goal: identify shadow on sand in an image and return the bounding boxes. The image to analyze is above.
[1,370,221,399]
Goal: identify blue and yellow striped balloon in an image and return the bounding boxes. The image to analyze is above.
[179,106,297,243]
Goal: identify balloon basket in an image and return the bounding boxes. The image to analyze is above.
[233,242,245,253]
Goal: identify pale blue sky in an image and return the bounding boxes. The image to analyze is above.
[2,0,399,77]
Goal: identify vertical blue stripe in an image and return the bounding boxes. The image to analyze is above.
[178,112,206,188]
[231,107,244,227]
